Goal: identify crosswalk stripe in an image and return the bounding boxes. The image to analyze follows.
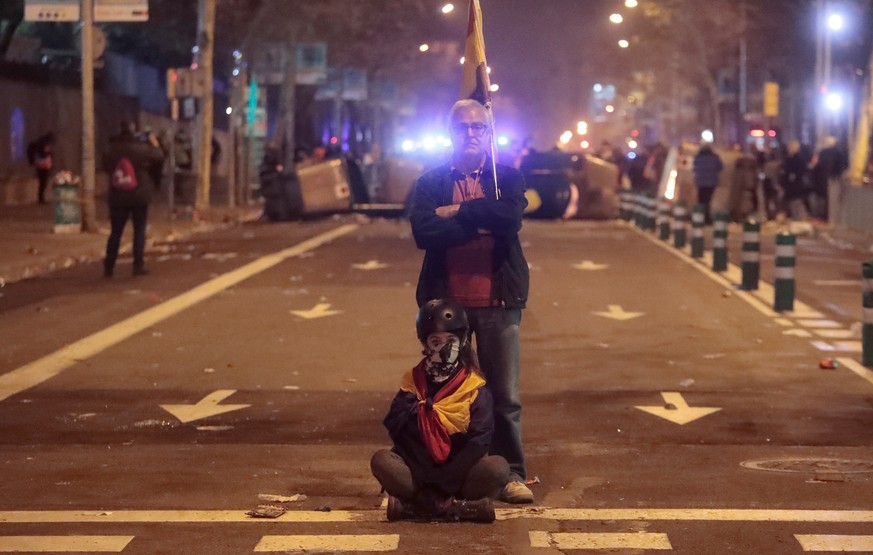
[814,329,856,339]
[254,535,399,552]
[530,531,672,550]
[795,534,873,551]
[797,319,842,328]
[0,535,134,552]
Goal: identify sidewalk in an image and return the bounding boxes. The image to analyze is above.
[0,198,261,285]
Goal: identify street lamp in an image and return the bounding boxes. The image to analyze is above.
[419,43,429,52]
[825,91,843,112]
[618,39,629,48]
[441,3,454,14]
[827,12,844,31]
[609,13,623,24]
[625,0,638,7]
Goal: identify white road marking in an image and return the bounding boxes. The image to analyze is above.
[774,318,793,326]
[833,340,862,352]
[796,319,842,328]
[0,536,133,552]
[254,535,399,552]
[783,329,813,338]
[592,305,644,321]
[7,507,873,524]
[635,392,721,425]
[0,224,358,403]
[811,340,836,351]
[795,534,873,551]
[529,531,672,550]
[160,390,251,424]
[572,260,609,271]
[837,358,873,388]
[290,302,342,319]
[814,329,856,339]
[351,260,388,270]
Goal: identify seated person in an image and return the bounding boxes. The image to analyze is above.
[370,299,510,522]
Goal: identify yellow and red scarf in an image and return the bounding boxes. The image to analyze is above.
[400,361,486,464]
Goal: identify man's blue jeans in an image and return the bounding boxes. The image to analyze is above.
[466,307,525,481]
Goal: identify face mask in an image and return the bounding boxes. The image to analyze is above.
[423,333,463,383]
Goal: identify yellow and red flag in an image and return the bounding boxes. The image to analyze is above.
[460,0,492,106]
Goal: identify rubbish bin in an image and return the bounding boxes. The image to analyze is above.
[51,171,82,234]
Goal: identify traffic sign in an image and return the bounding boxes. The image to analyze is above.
[94,0,149,22]
[24,0,80,22]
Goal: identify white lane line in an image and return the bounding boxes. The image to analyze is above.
[254,535,399,552]
[814,329,857,339]
[0,535,133,552]
[530,531,672,550]
[796,534,873,551]
[833,340,862,352]
[0,224,358,402]
[796,319,842,328]
[5,508,873,523]
[838,358,873,388]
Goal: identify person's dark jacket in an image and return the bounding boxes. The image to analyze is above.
[813,146,848,193]
[779,153,810,200]
[693,148,723,189]
[383,373,494,496]
[409,160,529,309]
[103,134,164,208]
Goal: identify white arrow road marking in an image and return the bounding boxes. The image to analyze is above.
[796,534,873,552]
[530,531,672,550]
[572,260,609,271]
[592,305,644,321]
[160,390,251,424]
[255,535,399,552]
[290,303,342,319]
[0,536,134,552]
[635,392,722,425]
[351,260,388,270]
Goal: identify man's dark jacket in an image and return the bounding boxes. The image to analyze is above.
[103,135,164,209]
[409,160,529,309]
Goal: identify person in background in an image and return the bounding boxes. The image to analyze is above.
[693,142,724,224]
[810,136,848,222]
[779,140,812,220]
[102,122,164,277]
[27,132,55,205]
[371,299,509,522]
[409,99,533,504]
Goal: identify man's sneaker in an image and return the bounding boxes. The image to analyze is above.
[499,481,534,504]
[386,496,435,522]
[445,498,495,523]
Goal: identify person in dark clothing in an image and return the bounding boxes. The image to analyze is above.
[409,99,533,505]
[811,136,848,221]
[371,299,510,522]
[779,140,812,220]
[27,133,55,204]
[102,125,164,277]
[692,143,723,223]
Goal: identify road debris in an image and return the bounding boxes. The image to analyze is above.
[524,476,541,486]
[819,358,839,370]
[314,505,332,512]
[258,493,307,503]
[246,504,286,518]
[721,290,732,298]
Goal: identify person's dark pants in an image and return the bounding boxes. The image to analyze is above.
[467,307,525,482]
[36,169,50,204]
[370,449,509,501]
[697,186,715,223]
[104,204,148,274]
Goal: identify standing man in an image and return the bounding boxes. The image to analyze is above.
[692,142,723,223]
[27,132,55,204]
[409,99,533,504]
[102,123,164,277]
[811,136,848,222]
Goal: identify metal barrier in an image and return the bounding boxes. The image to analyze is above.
[773,232,796,312]
[741,218,760,290]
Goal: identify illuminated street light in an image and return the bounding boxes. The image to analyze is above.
[419,44,429,52]
[490,83,499,92]
[825,91,843,112]
[441,3,454,14]
[559,130,573,145]
[609,13,623,24]
[593,83,603,92]
[497,136,509,146]
[580,139,590,149]
[625,0,638,7]
[827,12,844,32]
[486,66,492,74]
[459,56,465,65]
[627,139,638,149]
[576,120,588,135]
[701,129,714,143]
[605,104,615,113]
[618,39,629,48]
[225,107,232,115]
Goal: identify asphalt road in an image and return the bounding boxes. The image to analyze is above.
[0,215,871,554]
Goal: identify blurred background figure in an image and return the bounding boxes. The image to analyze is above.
[779,140,812,221]
[810,136,848,223]
[27,132,55,204]
[692,142,723,224]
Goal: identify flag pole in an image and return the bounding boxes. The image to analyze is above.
[486,101,500,200]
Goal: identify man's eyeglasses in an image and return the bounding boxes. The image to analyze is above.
[451,122,490,137]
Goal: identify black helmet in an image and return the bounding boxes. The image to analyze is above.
[416,299,469,343]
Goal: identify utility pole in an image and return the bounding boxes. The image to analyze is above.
[194,0,215,218]
[80,0,97,231]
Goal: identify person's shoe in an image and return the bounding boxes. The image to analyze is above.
[132,267,150,276]
[386,496,430,522]
[499,481,534,504]
[445,497,495,523]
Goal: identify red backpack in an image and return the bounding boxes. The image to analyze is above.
[111,157,138,191]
